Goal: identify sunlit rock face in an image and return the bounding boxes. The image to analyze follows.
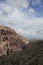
[0,26,29,57]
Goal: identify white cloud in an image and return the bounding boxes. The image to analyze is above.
[0,2,25,25]
[6,0,29,8]
[22,0,29,8]
[0,0,28,26]
[8,8,24,20]
[14,17,43,37]
[28,8,36,14]
[0,2,13,14]
[8,8,25,25]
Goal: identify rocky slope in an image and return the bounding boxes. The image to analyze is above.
[0,26,43,65]
[0,26,29,56]
[0,40,43,65]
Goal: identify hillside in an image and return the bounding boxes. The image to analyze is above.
[0,26,29,56]
[0,40,43,65]
[0,26,43,65]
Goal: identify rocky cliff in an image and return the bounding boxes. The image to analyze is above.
[0,26,29,57]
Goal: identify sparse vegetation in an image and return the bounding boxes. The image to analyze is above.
[0,40,43,65]
[0,26,43,65]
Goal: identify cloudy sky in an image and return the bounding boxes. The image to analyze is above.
[0,0,43,39]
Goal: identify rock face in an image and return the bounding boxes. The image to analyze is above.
[0,26,29,57]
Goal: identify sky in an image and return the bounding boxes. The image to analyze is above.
[0,0,43,39]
